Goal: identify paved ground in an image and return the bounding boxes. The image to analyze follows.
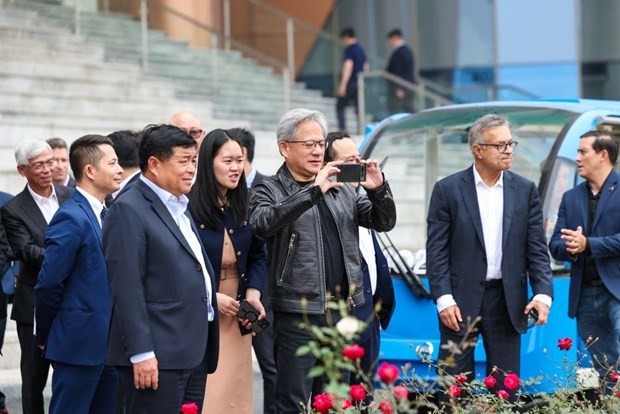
[0,305,266,413]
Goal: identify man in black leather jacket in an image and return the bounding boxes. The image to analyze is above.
[250,108,396,414]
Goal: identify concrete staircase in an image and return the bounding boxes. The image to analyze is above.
[0,0,357,194]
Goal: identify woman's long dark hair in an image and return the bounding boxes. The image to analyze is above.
[190,128,248,229]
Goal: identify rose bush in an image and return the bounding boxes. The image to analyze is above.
[297,300,620,413]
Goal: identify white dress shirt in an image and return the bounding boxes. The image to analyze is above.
[359,227,377,295]
[27,185,59,224]
[75,187,105,228]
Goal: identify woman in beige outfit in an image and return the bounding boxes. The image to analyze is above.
[189,129,267,413]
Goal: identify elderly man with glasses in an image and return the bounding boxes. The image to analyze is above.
[426,113,553,405]
[170,111,207,150]
[250,108,396,414]
[1,139,73,414]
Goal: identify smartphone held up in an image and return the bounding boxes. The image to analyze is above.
[336,163,366,183]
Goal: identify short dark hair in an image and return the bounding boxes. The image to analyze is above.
[46,137,68,150]
[190,129,247,230]
[580,130,619,165]
[340,27,355,39]
[387,28,403,38]
[107,130,140,168]
[227,128,256,163]
[324,130,351,163]
[139,124,196,172]
[70,135,113,182]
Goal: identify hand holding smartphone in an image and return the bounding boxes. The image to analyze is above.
[527,307,539,329]
[236,299,270,334]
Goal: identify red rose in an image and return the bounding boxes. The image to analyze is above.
[343,344,366,361]
[377,362,400,384]
[349,384,366,401]
[448,384,461,398]
[497,389,509,400]
[341,398,352,409]
[312,393,333,414]
[483,375,497,389]
[612,372,620,382]
[393,385,408,400]
[378,400,393,414]
[503,373,520,391]
[454,373,468,383]
[557,337,573,351]
[180,402,198,414]
[616,391,620,398]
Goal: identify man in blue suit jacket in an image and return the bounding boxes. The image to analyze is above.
[549,130,620,384]
[426,114,553,397]
[35,135,123,413]
[104,124,219,413]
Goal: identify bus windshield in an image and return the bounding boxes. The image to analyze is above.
[362,106,577,258]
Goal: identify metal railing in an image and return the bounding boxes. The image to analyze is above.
[357,71,454,129]
[64,0,538,126]
[144,0,292,111]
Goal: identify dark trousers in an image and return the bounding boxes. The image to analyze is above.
[273,310,348,414]
[387,85,414,114]
[252,309,277,414]
[118,366,200,414]
[49,362,118,414]
[336,84,359,132]
[577,283,620,391]
[438,284,520,402]
[16,321,51,414]
[351,316,380,390]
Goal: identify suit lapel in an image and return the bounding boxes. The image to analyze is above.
[576,184,588,230]
[73,191,103,247]
[55,184,72,204]
[18,187,48,234]
[593,171,620,230]
[138,182,197,261]
[502,172,515,249]
[460,168,486,250]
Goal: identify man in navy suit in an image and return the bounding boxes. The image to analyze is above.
[105,130,141,207]
[426,114,553,397]
[104,124,219,413]
[35,135,123,413]
[549,130,620,385]
[324,131,395,388]
[2,140,74,414]
[386,28,415,114]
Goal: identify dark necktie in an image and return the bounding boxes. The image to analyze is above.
[100,206,108,223]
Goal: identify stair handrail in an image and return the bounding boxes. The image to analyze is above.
[140,0,292,110]
[357,71,454,130]
[421,77,539,102]
[242,0,388,76]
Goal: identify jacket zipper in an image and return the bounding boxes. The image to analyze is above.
[277,232,297,286]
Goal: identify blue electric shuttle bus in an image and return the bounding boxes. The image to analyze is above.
[360,99,620,393]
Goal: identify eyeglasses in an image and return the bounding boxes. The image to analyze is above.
[477,141,518,153]
[288,140,326,150]
[27,159,57,172]
[188,129,203,139]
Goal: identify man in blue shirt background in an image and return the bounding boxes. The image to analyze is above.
[336,27,367,133]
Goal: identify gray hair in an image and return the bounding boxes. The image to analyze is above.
[276,108,328,143]
[15,139,53,166]
[468,114,510,149]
